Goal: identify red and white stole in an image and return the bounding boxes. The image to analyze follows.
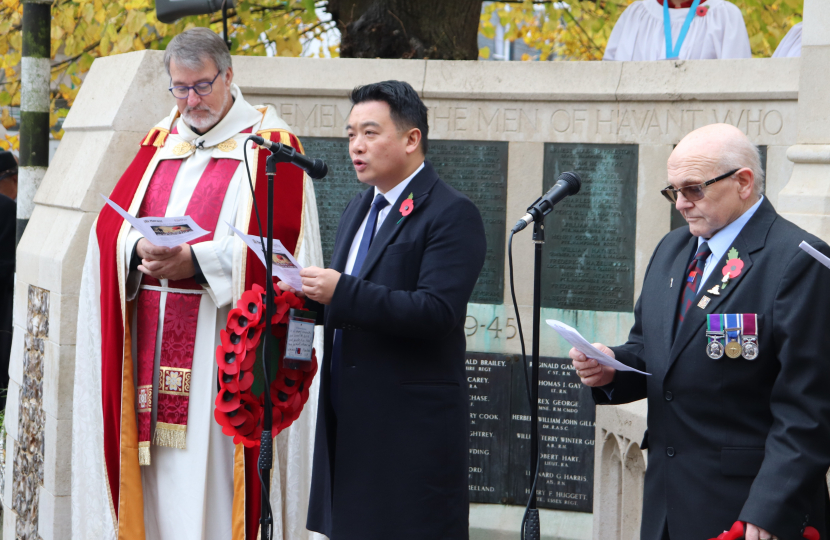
[135,151,240,465]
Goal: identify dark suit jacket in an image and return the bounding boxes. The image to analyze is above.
[0,195,14,407]
[305,161,487,540]
[595,198,830,540]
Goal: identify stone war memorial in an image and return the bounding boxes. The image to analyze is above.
[5,4,830,538]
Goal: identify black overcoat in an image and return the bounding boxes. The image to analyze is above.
[306,161,487,540]
[595,198,830,540]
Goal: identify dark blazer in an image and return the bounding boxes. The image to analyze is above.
[595,198,830,540]
[0,195,14,408]
[305,161,487,540]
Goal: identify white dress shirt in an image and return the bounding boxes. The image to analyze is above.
[344,162,424,275]
[697,195,764,288]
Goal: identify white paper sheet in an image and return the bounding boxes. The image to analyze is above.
[101,194,208,248]
[546,319,651,376]
[799,241,830,271]
[227,222,304,290]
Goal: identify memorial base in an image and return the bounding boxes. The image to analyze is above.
[469,504,592,540]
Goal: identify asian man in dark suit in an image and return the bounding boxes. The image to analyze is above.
[571,123,830,540]
[278,81,486,540]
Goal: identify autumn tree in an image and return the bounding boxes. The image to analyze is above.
[0,0,335,150]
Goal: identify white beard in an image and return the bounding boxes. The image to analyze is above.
[182,91,230,132]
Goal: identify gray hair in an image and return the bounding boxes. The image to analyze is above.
[719,137,765,198]
[164,28,232,76]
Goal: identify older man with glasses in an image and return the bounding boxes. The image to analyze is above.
[72,27,323,540]
[572,123,830,540]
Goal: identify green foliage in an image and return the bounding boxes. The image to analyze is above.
[481,0,803,61]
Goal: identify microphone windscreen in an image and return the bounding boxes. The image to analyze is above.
[308,160,328,180]
[559,171,582,194]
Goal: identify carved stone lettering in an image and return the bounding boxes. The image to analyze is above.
[541,144,638,312]
[466,353,515,504]
[508,357,596,512]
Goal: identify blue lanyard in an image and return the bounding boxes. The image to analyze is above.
[664,0,702,59]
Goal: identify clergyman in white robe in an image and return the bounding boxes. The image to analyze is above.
[71,84,327,540]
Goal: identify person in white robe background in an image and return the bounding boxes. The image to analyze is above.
[71,28,326,540]
[772,22,802,58]
[604,0,752,62]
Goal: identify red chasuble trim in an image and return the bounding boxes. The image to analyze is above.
[97,132,163,518]
[242,129,306,540]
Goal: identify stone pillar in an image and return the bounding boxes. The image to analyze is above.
[777,0,830,238]
[2,50,171,540]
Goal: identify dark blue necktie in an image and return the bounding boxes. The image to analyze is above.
[331,193,389,414]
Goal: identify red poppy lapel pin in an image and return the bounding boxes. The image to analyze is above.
[397,192,414,224]
[720,247,743,290]
[696,5,708,17]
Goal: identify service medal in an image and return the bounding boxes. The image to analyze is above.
[706,341,725,359]
[741,313,759,360]
[706,314,725,359]
[724,313,742,359]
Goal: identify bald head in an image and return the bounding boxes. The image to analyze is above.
[671,123,765,198]
[668,123,763,239]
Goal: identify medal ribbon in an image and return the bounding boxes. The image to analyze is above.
[724,313,741,348]
[664,0,702,59]
[707,313,722,334]
[741,313,757,337]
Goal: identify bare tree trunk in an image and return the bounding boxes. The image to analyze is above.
[327,0,483,60]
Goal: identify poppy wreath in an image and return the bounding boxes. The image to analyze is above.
[214,283,318,447]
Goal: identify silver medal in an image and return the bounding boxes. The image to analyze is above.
[742,338,759,360]
[706,340,725,359]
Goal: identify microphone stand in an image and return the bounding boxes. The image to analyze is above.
[258,150,299,539]
[523,214,546,540]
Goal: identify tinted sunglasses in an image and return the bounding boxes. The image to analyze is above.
[660,169,740,203]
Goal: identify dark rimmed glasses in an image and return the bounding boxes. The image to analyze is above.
[169,71,221,99]
[660,168,740,203]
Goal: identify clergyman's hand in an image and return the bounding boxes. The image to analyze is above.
[745,523,777,540]
[300,266,340,305]
[569,344,616,387]
[137,240,195,281]
[277,280,305,298]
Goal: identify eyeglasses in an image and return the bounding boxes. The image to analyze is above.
[660,169,740,203]
[169,71,221,99]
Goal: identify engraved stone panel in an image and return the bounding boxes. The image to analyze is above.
[303,138,507,303]
[301,137,365,266]
[430,141,507,304]
[508,356,596,512]
[466,352,515,504]
[541,144,639,312]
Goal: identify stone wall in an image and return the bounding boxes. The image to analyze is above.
[3,51,807,539]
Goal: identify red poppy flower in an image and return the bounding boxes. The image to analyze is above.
[696,5,708,16]
[239,289,264,326]
[215,388,241,412]
[721,258,744,278]
[220,329,246,356]
[400,198,414,217]
[227,308,252,336]
[216,347,242,375]
[244,325,263,351]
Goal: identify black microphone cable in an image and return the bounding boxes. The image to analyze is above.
[507,231,542,540]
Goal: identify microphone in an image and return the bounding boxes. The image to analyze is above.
[249,135,328,179]
[512,171,581,233]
